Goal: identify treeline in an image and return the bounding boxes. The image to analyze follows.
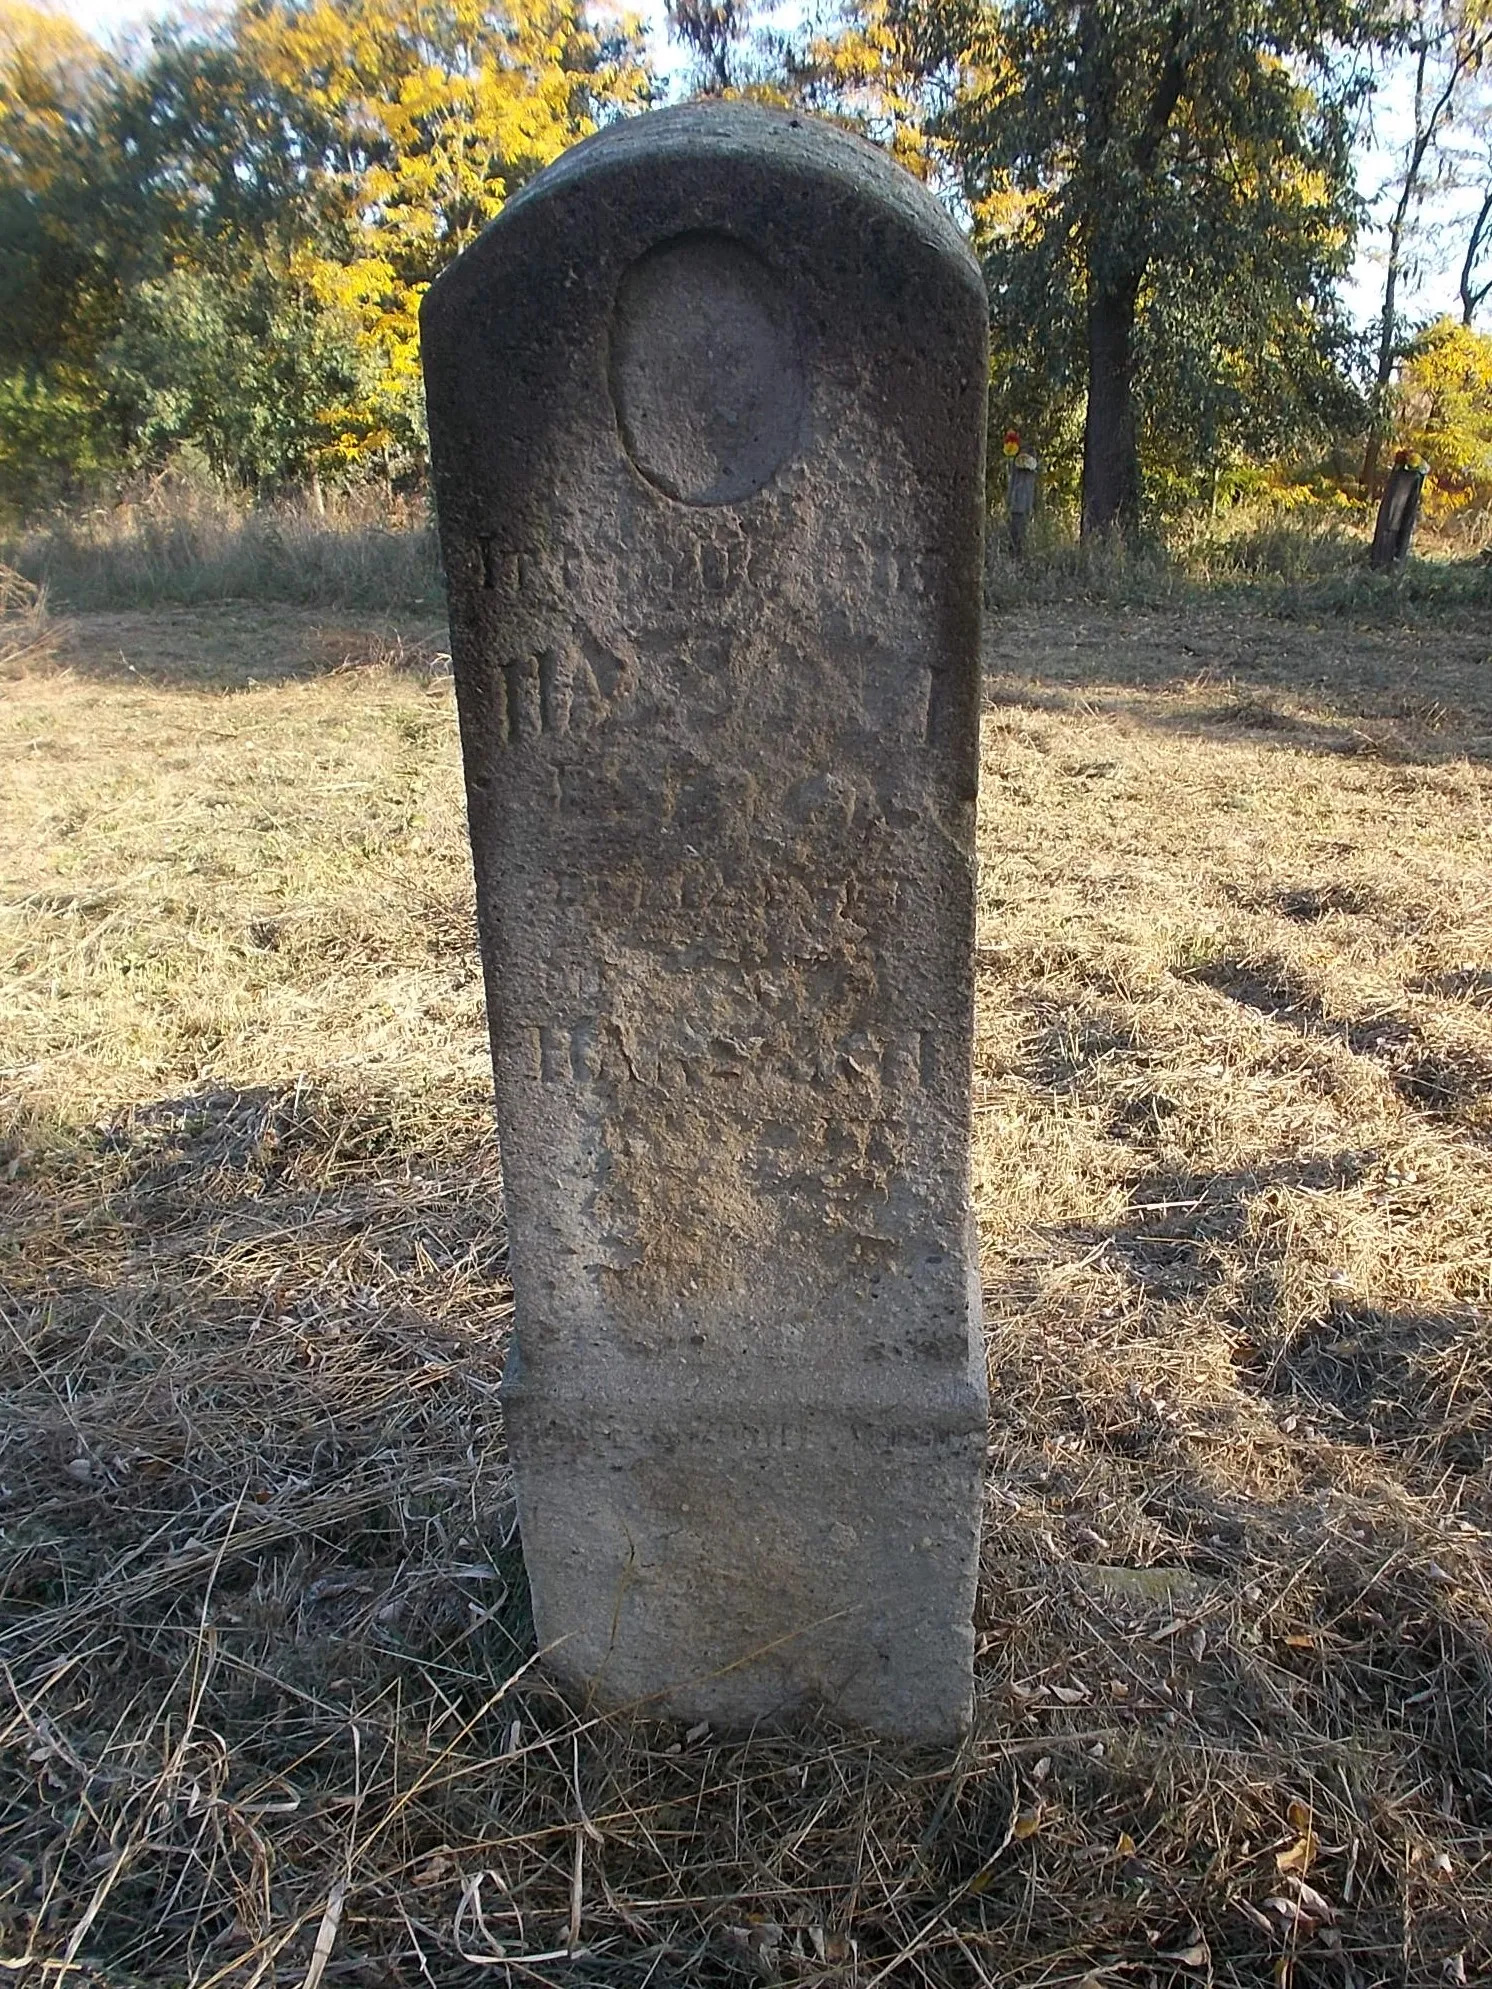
[0,0,651,510]
[2,0,1490,537]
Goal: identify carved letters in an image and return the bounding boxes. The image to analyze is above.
[526,1019,936,1094]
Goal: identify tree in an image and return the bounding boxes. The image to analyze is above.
[1360,0,1492,489]
[665,0,826,100]
[1454,73,1492,319]
[0,3,119,372]
[130,0,652,483]
[101,261,364,493]
[1395,312,1492,507]
[0,0,653,506]
[667,0,751,92]
[893,0,1386,537]
[779,0,970,179]
[1462,175,1492,317]
[0,3,143,501]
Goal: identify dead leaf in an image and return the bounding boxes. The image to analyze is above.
[1012,1808,1042,1840]
[1161,1932,1209,1969]
[725,1917,784,1977]
[1264,1882,1333,1937]
[1150,1616,1195,1641]
[1233,1897,1276,1936]
[1276,1829,1317,1875]
[1289,1878,1336,1925]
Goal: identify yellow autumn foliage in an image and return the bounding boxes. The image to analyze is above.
[1397,316,1492,518]
[0,1,111,213]
[236,0,650,473]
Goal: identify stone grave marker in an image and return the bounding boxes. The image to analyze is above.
[1006,451,1038,557]
[421,102,989,1740]
[1370,452,1427,571]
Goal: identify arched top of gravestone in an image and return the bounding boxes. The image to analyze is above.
[421,102,987,541]
[428,102,981,308]
[515,102,974,266]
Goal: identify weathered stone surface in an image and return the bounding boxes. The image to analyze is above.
[421,102,988,1740]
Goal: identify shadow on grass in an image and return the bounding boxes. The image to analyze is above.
[982,1145,1492,1840]
[5,1088,1492,1981]
[983,594,1492,764]
[1182,954,1492,1133]
[1,1083,521,1670]
[42,602,452,691]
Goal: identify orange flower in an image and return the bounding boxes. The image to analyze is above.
[1003,428,1021,457]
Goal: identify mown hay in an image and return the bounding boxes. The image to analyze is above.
[0,564,55,678]
[2,601,1491,1985]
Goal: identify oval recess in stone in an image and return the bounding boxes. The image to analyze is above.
[609,233,805,506]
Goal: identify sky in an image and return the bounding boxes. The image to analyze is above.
[48,0,1484,337]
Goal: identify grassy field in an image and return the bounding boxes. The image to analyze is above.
[3,582,1492,1986]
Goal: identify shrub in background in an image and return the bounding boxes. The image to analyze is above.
[3,470,443,613]
[1396,317,1492,536]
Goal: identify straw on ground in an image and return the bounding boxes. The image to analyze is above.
[2,589,1491,1985]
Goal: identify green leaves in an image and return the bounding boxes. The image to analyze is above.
[0,0,653,509]
[887,0,1386,529]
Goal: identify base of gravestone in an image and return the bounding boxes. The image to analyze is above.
[508,1385,985,1738]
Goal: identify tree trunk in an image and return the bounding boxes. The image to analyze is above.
[1360,213,1404,497]
[1358,16,1481,490]
[1081,270,1142,540]
[1461,186,1492,325]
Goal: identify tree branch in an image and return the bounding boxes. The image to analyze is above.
[1461,181,1492,324]
[1132,9,1191,173]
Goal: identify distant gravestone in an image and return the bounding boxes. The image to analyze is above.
[1006,453,1038,557]
[421,103,989,1740]
[1370,456,1426,571]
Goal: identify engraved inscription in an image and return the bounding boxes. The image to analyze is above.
[479,538,537,596]
[492,637,633,747]
[526,1409,981,1460]
[529,1018,936,1093]
[474,524,928,614]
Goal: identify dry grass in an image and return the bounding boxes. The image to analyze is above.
[0,566,57,679]
[7,479,1490,631]
[2,599,1491,1985]
[982,513,1492,628]
[3,487,443,614]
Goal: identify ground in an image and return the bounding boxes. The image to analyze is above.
[2,596,1491,1986]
